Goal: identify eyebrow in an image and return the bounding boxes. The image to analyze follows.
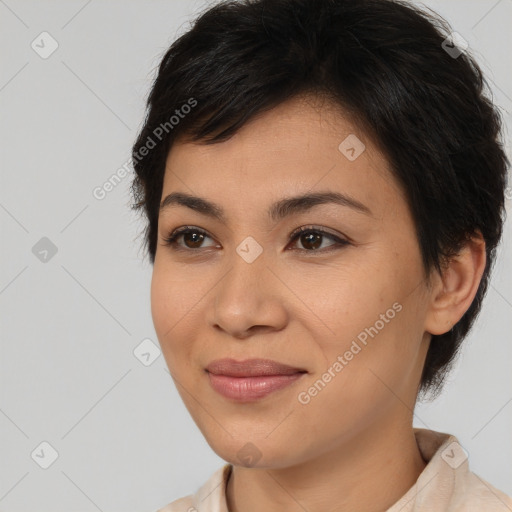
[159,190,372,222]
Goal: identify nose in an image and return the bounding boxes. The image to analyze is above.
[209,249,288,339]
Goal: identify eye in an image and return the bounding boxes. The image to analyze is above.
[287,225,350,253]
[162,226,217,250]
[162,225,350,254]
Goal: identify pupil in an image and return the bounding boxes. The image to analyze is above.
[185,232,204,248]
[302,232,321,250]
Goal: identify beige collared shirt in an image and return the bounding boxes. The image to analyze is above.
[157,428,512,511]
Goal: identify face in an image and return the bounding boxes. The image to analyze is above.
[151,95,433,469]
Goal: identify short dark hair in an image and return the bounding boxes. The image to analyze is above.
[130,0,509,400]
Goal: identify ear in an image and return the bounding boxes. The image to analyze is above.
[424,231,487,336]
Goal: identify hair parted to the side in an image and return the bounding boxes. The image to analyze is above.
[130,0,509,400]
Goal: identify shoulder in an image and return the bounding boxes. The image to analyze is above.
[156,494,195,512]
[450,470,512,511]
[398,429,512,511]
[156,464,232,512]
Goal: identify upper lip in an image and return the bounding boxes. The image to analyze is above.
[206,358,307,377]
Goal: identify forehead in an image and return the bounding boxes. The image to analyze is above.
[162,95,402,216]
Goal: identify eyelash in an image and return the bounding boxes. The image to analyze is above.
[161,225,350,254]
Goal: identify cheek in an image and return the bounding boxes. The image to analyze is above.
[317,296,424,412]
[292,259,392,352]
[151,257,206,333]
[302,263,423,398]
[292,316,418,451]
[150,262,170,341]
[150,262,199,369]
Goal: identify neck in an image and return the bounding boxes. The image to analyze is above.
[226,418,426,512]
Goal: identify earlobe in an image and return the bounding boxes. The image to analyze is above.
[424,232,486,336]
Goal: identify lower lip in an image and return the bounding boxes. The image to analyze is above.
[207,372,305,402]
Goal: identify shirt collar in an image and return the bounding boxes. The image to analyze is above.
[188,428,510,512]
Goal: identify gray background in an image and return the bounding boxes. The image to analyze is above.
[0,0,511,510]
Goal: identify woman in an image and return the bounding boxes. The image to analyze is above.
[130,0,512,510]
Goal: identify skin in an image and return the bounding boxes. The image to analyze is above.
[151,94,486,512]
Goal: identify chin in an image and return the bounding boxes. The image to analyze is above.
[204,431,307,470]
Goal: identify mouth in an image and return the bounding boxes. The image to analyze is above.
[205,358,307,402]
[206,358,307,377]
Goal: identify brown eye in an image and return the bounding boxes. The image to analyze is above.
[288,226,350,253]
[162,225,349,254]
[298,231,323,250]
[182,231,205,249]
[162,227,217,250]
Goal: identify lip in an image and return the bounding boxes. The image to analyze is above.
[205,358,307,402]
[206,358,306,377]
